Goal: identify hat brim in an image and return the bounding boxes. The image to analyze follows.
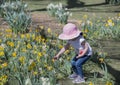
[58,31,81,40]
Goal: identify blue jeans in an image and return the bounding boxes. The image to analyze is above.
[71,55,90,78]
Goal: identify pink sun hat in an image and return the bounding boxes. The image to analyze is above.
[58,23,81,40]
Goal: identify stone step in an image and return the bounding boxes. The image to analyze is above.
[58,79,88,85]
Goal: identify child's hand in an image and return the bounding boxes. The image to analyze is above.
[79,50,83,54]
[76,56,80,59]
[53,56,59,60]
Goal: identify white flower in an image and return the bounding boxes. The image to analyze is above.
[25,78,32,85]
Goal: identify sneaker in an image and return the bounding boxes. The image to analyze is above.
[72,76,85,83]
[68,73,78,79]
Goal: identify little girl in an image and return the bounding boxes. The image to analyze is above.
[54,23,92,83]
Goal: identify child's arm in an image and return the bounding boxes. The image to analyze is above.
[54,43,70,60]
[76,43,88,58]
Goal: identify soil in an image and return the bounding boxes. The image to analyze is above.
[0,12,79,34]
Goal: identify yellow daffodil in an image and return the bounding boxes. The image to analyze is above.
[0,46,4,51]
[105,23,109,27]
[0,75,8,82]
[64,50,69,55]
[35,36,41,42]
[26,34,30,39]
[98,52,102,55]
[83,33,87,38]
[99,58,104,63]
[0,59,2,63]
[107,19,114,26]
[5,29,12,33]
[37,52,42,57]
[27,43,32,49]
[29,62,36,70]
[20,34,25,38]
[83,14,88,19]
[39,25,44,29]
[7,41,14,47]
[0,51,4,56]
[89,82,93,85]
[52,59,55,63]
[59,45,63,49]
[5,34,12,38]
[47,66,53,71]
[106,81,112,85]
[67,57,70,61]
[19,56,26,64]
[12,52,17,57]
[47,28,51,33]
[33,71,38,75]
[2,62,8,67]
[84,29,89,33]
[0,39,2,43]
[32,34,35,40]
[21,48,27,52]
[107,19,112,23]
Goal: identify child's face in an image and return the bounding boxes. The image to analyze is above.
[81,41,85,46]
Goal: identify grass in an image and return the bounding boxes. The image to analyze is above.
[25,0,120,20]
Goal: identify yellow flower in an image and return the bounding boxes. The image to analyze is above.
[89,82,93,85]
[99,58,104,63]
[7,41,14,47]
[105,24,108,27]
[118,13,120,17]
[0,75,8,83]
[0,39,2,43]
[83,33,87,38]
[44,63,48,68]
[26,34,30,39]
[112,22,114,26]
[27,43,32,49]
[107,19,114,26]
[21,48,27,52]
[19,56,26,64]
[20,34,25,38]
[0,51,4,56]
[47,28,51,33]
[0,46,4,51]
[32,50,37,54]
[35,36,41,42]
[37,52,42,57]
[107,19,112,23]
[33,71,38,75]
[0,59,2,63]
[10,42,14,47]
[5,29,12,33]
[41,37,45,42]
[59,45,63,49]
[52,59,55,63]
[2,62,8,67]
[32,34,35,40]
[12,52,17,57]
[47,66,53,71]
[28,62,36,71]
[64,50,69,55]
[84,29,88,33]
[39,25,44,29]
[5,34,12,38]
[106,81,112,85]
[67,57,70,61]
[83,14,88,19]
